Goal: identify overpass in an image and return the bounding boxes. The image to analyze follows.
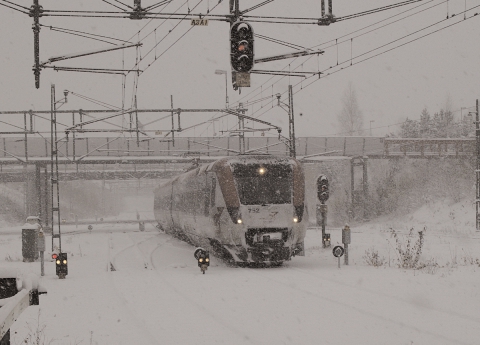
[0,134,474,225]
[0,135,475,164]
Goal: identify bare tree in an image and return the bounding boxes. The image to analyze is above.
[337,82,364,135]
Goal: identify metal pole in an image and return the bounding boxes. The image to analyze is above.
[32,0,41,89]
[363,157,368,220]
[35,164,41,218]
[135,96,140,147]
[171,95,175,147]
[40,251,44,276]
[344,243,349,265]
[50,85,55,251]
[350,158,354,220]
[476,99,480,231]
[225,73,229,108]
[50,85,62,252]
[72,112,75,161]
[321,205,326,246]
[238,103,245,154]
[44,165,48,228]
[24,113,28,162]
[288,85,296,158]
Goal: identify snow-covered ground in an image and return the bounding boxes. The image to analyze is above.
[2,198,480,345]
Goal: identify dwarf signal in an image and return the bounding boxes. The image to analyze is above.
[194,247,210,274]
[52,252,68,279]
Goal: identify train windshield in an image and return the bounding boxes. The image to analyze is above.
[232,163,292,205]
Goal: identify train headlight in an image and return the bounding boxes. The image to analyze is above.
[293,217,298,223]
[237,219,243,224]
[258,167,266,175]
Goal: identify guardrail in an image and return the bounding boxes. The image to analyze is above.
[0,271,45,345]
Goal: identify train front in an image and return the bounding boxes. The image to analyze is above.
[214,156,306,264]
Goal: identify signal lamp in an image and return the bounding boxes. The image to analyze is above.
[317,175,330,203]
[237,219,243,224]
[230,21,254,73]
[293,217,298,223]
[194,247,210,274]
[52,253,58,260]
[55,252,68,279]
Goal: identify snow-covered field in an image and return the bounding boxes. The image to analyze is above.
[2,198,480,345]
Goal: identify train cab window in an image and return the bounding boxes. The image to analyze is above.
[232,164,292,205]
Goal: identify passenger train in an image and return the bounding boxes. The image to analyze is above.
[153,155,307,265]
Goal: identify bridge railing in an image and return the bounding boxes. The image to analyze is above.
[0,135,475,161]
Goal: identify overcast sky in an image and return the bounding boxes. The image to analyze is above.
[0,0,479,138]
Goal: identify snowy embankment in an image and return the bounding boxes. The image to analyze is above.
[0,199,478,345]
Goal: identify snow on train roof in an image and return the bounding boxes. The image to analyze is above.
[214,155,298,167]
[154,155,298,192]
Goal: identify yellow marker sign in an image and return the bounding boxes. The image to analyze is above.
[191,19,209,26]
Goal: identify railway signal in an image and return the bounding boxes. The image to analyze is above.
[230,21,254,73]
[317,175,329,203]
[194,248,210,274]
[52,252,68,279]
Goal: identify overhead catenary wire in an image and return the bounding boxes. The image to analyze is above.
[299,5,480,92]
[101,0,128,12]
[40,24,134,45]
[226,1,472,119]
[132,0,209,72]
[232,0,448,112]
[255,33,313,51]
[10,0,426,25]
[134,0,225,75]
[229,0,446,112]
[216,4,480,138]
[2,0,471,139]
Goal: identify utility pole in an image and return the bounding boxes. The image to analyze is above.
[238,102,245,154]
[50,85,61,252]
[30,0,43,89]
[476,99,480,231]
[288,85,296,158]
[49,86,68,252]
[275,86,296,158]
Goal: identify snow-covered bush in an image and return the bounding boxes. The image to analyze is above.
[416,257,439,274]
[391,228,424,269]
[363,247,386,267]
